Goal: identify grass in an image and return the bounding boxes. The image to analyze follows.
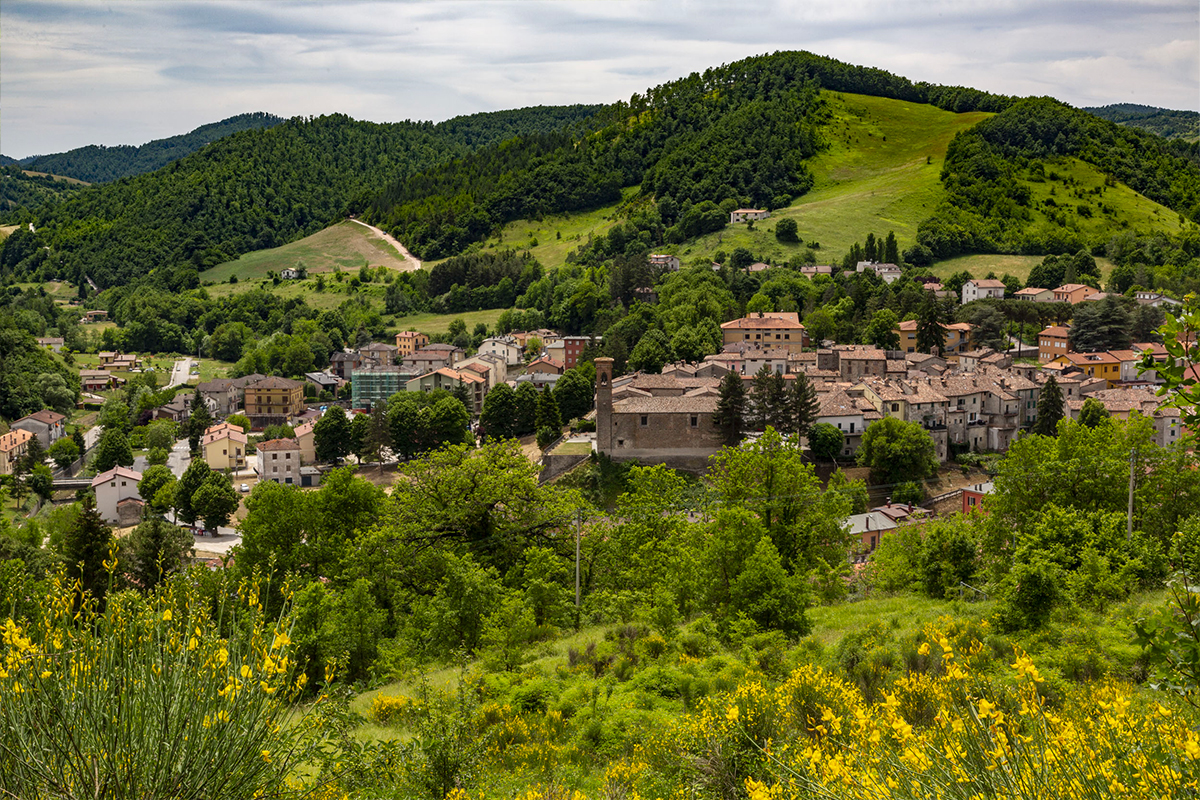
[551,441,593,456]
[677,92,992,266]
[925,254,1118,285]
[388,308,508,336]
[202,220,414,284]
[203,273,389,313]
[0,225,18,242]
[12,280,80,304]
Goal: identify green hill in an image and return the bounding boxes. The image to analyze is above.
[1084,103,1200,142]
[202,220,416,283]
[18,113,286,183]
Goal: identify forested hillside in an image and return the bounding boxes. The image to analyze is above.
[1085,103,1200,142]
[915,97,1200,260]
[0,105,602,290]
[16,112,286,184]
[364,51,1013,260]
[0,167,84,213]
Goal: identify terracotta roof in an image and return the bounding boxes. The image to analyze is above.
[1015,287,1050,295]
[817,389,866,418]
[527,357,565,370]
[248,376,304,390]
[204,422,244,436]
[257,438,300,451]
[968,279,1006,288]
[418,343,463,353]
[197,379,237,392]
[612,396,719,414]
[629,374,684,391]
[1039,326,1071,337]
[293,420,315,438]
[721,313,804,330]
[17,409,65,425]
[202,428,247,447]
[1055,283,1090,292]
[91,465,142,487]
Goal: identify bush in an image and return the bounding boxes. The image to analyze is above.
[536,426,558,450]
[146,446,169,466]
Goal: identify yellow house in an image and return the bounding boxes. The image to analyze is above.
[720,312,807,353]
[201,424,248,471]
[244,376,306,419]
[294,419,316,465]
[894,321,974,356]
[1047,352,1122,386]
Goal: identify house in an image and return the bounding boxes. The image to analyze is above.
[359,342,398,367]
[98,351,118,367]
[91,466,143,525]
[80,369,119,392]
[836,346,888,381]
[201,424,248,472]
[83,310,108,323]
[405,368,486,414]
[1047,351,1123,387]
[544,339,566,364]
[0,429,34,475]
[893,321,973,356]
[527,356,565,375]
[304,371,342,395]
[395,330,430,356]
[799,265,833,277]
[1064,387,1185,446]
[857,262,903,284]
[256,438,302,485]
[110,354,139,371]
[479,335,524,366]
[1134,291,1182,308]
[730,208,769,224]
[294,420,316,464]
[1037,326,1071,363]
[12,409,67,448]
[1014,287,1053,302]
[280,267,305,280]
[455,354,507,389]
[196,378,241,417]
[152,394,193,423]
[561,335,599,369]
[748,262,771,274]
[1083,291,1112,303]
[961,279,1007,304]
[512,372,560,391]
[402,344,464,373]
[648,254,680,272]
[244,376,306,422]
[1053,284,1093,304]
[350,364,422,410]
[36,337,64,353]
[720,312,807,353]
[595,358,722,469]
[850,502,931,559]
[815,389,879,458]
[330,351,370,380]
[961,481,994,514]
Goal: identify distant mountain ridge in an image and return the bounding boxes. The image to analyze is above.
[1084,103,1199,142]
[16,112,286,183]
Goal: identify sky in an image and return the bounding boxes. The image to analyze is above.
[2,0,1197,159]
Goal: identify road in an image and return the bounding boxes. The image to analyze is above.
[167,357,193,388]
[349,217,422,271]
[133,438,193,478]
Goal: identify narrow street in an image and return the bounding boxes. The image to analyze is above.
[166,357,193,388]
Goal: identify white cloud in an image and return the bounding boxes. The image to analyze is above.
[0,0,1196,158]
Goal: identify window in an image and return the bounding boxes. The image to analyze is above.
[286,453,292,460]
[784,334,790,340]
[891,403,899,412]
[690,415,698,427]
[617,439,625,448]
[285,478,292,485]
[272,466,278,473]
[640,415,648,427]
[849,422,855,433]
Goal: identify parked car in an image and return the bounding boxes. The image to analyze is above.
[239,483,249,493]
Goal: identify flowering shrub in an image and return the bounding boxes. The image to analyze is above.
[660,624,1200,799]
[0,566,330,800]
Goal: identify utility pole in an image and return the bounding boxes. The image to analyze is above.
[1127,448,1137,542]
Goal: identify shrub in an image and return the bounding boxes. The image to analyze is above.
[536,426,557,450]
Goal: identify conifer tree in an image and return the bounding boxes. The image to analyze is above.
[915,292,946,355]
[789,371,820,438]
[712,371,747,446]
[1034,375,1064,436]
[884,231,900,264]
[64,494,114,600]
[535,387,562,432]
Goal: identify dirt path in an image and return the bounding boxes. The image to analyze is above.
[349,218,422,271]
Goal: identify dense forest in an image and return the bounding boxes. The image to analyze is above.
[0,167,84,213]
[1085,103,1200,142]
[363,51,1014,260]
[915,97,1200,259]
[13,112,286,183]
[0,105,603,290]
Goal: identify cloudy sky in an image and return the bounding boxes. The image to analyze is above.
[2,0,1196,159]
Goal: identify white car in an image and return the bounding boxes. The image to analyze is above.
[239,483,249,493]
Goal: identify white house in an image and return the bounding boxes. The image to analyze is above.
[649,254,681,272]
[91,466,143,525]
[730,208,769,224]
[281,267,304,280]
[478,335,524,366]
[962,279,1006,304]
[256,438,302,485]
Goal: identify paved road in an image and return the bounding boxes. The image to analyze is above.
[167,357,193,388]
[133,438,193,478]
[83,425,103,451]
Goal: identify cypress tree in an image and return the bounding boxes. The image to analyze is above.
[884,231,900,264]
[1034,376,1064,436]
[915,292,946,355]
[712,370,747,446]
[63,494,114,601]
[535,387,562,432]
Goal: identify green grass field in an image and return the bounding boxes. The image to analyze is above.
[389,308,508,336]
[925,254,1117,285]
[675,92,993,266]
[202,220,414,284]
[0,225,17,242]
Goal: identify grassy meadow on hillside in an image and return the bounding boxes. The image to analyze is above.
[926,253,1117,284]
[202,220,414,284]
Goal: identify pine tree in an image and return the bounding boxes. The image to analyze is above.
[63,494,114,601]
[789,371,820,438]
[712,371,747,446]
[749,366,775,430]
[22,435,46,473]
[915,292,946,355]
[188,396,212,455]
[1034,376,1064,436]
